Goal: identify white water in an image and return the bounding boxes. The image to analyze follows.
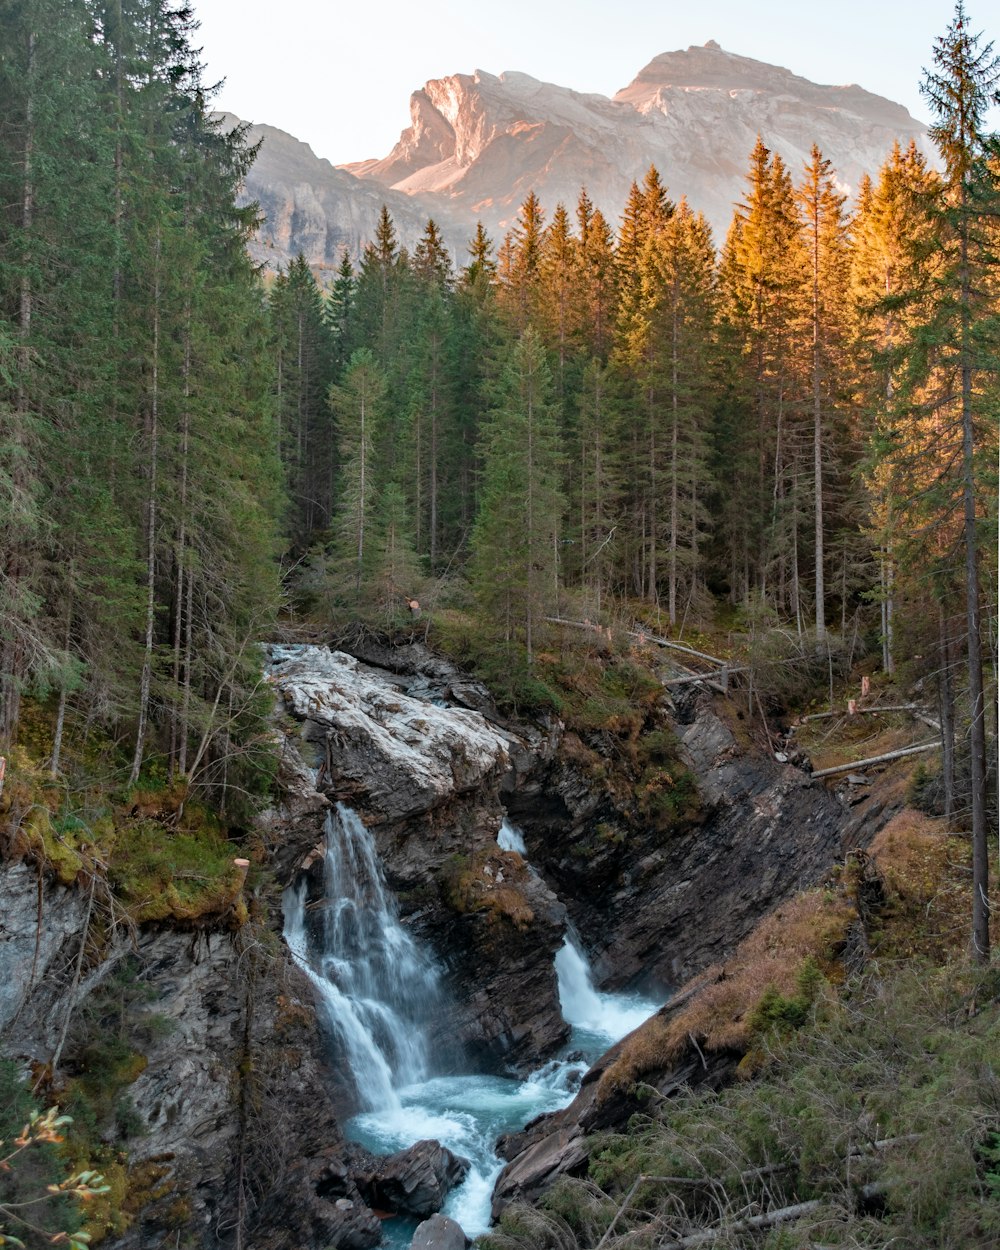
[496,817,527,855]
[283,804,440,1111]
[556,936,661,1049]
[285,807,662,1247]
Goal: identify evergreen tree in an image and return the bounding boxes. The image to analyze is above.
[471,328,564,660]
[889,1,1000,960]
[797,145,851,638]
[413,218,452,287]
[325,247,356,374]
[851,142,938,672]
[717,138,809,614]
[270,255,335,547]
[498,191,546,330]
[329,348,387,600]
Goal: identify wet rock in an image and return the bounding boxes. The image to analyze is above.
[375,1140,470,1217]
[411,1212,470,1249]
[492,990,733,1217]
[510,699,855,993]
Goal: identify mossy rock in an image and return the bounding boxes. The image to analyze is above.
[108,821,248,926]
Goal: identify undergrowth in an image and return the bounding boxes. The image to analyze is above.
[483,965,1000,1250]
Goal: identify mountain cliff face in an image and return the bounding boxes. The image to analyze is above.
[234,41,930,276]
[221,115,441,278]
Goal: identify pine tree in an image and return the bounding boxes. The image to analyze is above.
[329,348,387,600]
[413,218,452,287]
[717,138,809,613]
[574,191,618,362]
[889,1,1000,960]
[270,255,335,546]
[498,191,546,330]
[851,142,938,672]
[325,247,356,374]
[797,146,851,638]
[471,328,564,660]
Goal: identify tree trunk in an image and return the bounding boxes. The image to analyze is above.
[938,602,956,823]
[130,229,162,786]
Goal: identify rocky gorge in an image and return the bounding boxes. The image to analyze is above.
[0,636,897,1249]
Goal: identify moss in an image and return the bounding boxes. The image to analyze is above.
[636,765,701,833]
[108,820,248,925]
[442,849,536,929]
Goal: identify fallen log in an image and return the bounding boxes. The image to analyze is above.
[661,667,749,689]
[543,616,735,681]
[793,704,941,732]
[628,630,730,668]
[657,1199,824,1248]
[811,740,939,779]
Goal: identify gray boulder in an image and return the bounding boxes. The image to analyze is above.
[376,1140,470,1217]
[410,1213,469,1250]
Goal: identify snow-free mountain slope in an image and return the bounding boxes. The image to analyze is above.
[234,42,929,274]
[343,41,929,238]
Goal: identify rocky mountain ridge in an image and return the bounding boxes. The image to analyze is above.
[233,41,930,275]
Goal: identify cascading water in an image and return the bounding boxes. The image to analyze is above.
[555,934,661,1050]
[496,819,662,1052]
[285,807,662,1247]
[283,803,439,1111]
[496,817,527,855]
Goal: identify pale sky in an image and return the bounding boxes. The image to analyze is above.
[191,1,984,166]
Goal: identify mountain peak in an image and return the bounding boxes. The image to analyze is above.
[236,42,931,275]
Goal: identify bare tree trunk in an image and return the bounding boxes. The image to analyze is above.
[170,310,192,782]
[669,306,679,628]
[179,562,194,777]
[958,190,989,962]
[130,229,162,786]
[1,28,36,744]
[939,602,956,823]
[811,198,826,639]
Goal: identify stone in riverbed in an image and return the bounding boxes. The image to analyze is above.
[410,1212,470,1249]
[375,1139,471,1217]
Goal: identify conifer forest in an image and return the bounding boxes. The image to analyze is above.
[1,2,1000,1248]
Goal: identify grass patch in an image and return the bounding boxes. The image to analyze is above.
[863,809,973,962]
[108,820,248,926]
[597,886,856,1101]
[442,849,536,929]
[492,965,1000,1250]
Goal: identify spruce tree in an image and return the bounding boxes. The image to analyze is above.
[471,328,564,660]
[893,1,1000,960]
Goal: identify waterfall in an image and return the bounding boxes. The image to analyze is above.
[284,802,662,1245]
[555,935,660,1045]
[496,817,527,854]
[283,803,440,1111]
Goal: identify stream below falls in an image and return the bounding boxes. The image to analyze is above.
[284,808,662,1247]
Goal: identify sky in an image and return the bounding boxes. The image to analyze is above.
[191,1,982,166]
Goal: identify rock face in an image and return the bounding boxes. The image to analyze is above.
[506,694,851,995]
[374,1140,470,1217]
[491,984,735,1217]
[0,636,895,1250]
[411,1212,470,1250]
[232,41,930,276]
[218,114,436,279]
[0,865,374,1250]
[268,642,570,1071]
[268,644,512,824]
[0,862,87,1037]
